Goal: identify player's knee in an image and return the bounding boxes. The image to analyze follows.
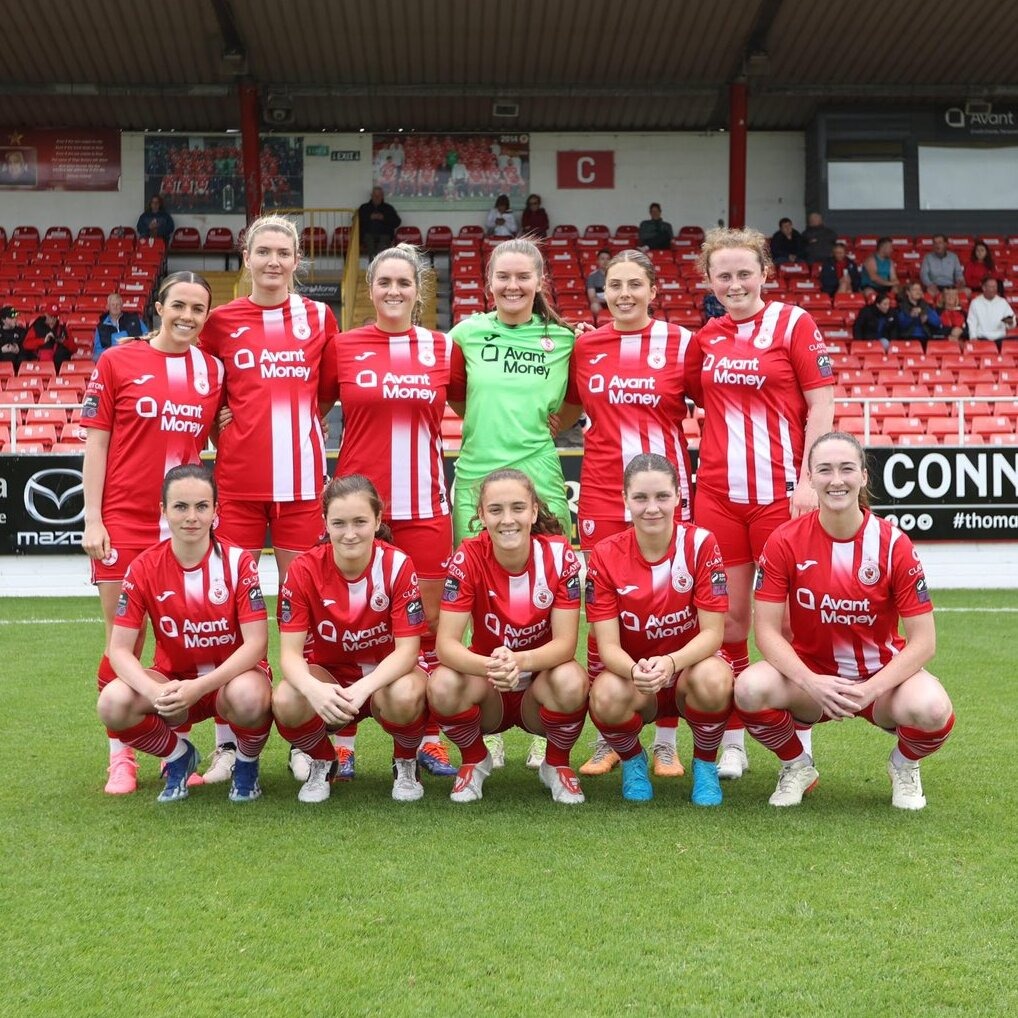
[687,657,733,709]
[224,673,271,725]
[588,672,628,721]
[734,663,771,713]
[903,679,953,730]
[547,660,587,707]
[271,679,306,725]
[427,665,466,713]
[381,672,426,720]
[96,680,135,727]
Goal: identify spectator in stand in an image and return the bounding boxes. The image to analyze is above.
[485,193,518,238]
[92,293,147,361]
[852,292,898,351]
[701,292,727,321]
[136,195,175,243]
[963,240,996,293]
[521,193,550,238]
[801,212,838,264]
[23,305,73,370]
[770,217,804,265]
[860,237,899,297]
[920,234,965,292]
[358,186,401,259]
[585,248,611,315]
[638,202,673,250]
[937,286,968,342]
[967,276,1016,341]
[818,242,862,296]
[897,281,941,342]
[0,305,26,368]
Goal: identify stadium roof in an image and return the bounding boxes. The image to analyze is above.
[4,0,1018,133]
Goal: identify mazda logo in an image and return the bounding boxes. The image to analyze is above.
[24,468,85,525]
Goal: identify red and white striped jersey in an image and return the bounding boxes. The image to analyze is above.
[567,319,696,521]
[755,510,933,681]
[81,341,225,546]
[115,539,267,679]
[200,294,339,501]
[335,324,451,519]
[278,540,427,681]
[586,524,728,664]
[690,302,834,505]
[441,531,581,681]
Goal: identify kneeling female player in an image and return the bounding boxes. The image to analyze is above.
[428,468,588,804]
[272,475,429,804]
[586,453,733,805]
[735,432,954,809]
[98,465,272,804]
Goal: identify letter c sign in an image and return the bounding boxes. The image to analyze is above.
[557,151,614,189]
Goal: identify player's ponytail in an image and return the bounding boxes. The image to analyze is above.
[471,468,564,537]
[321,474,393,541]
[807,431,871,509]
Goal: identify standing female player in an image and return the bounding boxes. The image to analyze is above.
[82,271,225,795]
[330,244,456,778]
[98,465,272,804]
[690,228,835,780]
[272,475,430,804]
[586,454,732,804]
[428,469,588,804]
[448,238,580,769]
[735,432,954,809]
[566,249,698,780]
[199,214,339,779]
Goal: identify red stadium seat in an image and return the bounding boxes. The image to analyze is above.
[300,227,328,257]
[395,226,423,246]
[678,226,705,243]
[18,423,57,449]
[584,225,611,242]
[424,225,452,252]
[972,415,1015,438]
[76,226,105,244]
[880,417,926,438]
[458,225,484,239]
[614,225,639,241]
[24,406,68,426]
[330,226,351,255]
[59,422,88,444]
[12,226,40,244]
[204,227,234,251]
[18,361,56,379]
[168,227,200,252]
[552,225,580,241]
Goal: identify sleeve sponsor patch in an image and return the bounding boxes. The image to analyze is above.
[248,585,266,612]
[82,394,101,419]
[711,570,728,597]
[584,578,596,605]
[406,598,425,626]
[753,565,765,591]
[115,592,129,617]
[915,576,931,604]
[279,596,292,623]
[816,353,833,378]
[442,576,460,603]
[565,574,581,602]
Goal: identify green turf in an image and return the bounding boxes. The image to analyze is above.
[2,590,1014,1016]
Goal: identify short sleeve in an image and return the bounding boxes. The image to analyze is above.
[692,532,729,613]
[788,310,835,391]
[114,560,149,630]
[553,542,582,609]
[317,309,340,404]
[584,545,620,623]
[754,530,793,604]
[391,556,429,637]
[80,356,116,431]
[235,551,268,624]
[448,340,467,403]
[278,559,313,633]
[890,532,934,618]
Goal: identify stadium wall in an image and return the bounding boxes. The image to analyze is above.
[0,131,805,240]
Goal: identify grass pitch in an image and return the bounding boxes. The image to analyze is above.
[2,590,1015,1016]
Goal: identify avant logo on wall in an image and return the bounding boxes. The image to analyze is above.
[939,102,1018,138]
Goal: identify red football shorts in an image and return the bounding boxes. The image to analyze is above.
[216,497,324,553]
[91,544,147,584]
[693,487,791,567]
[388,515,453,579]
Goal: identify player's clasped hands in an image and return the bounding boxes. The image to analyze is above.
[631,656,672,695]
[486,646,521,692]
[803,671,859,720]
[153,679,200,720]
[306,681,359,726]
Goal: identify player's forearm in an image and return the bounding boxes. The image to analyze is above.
[436,633,490,677]
[355,640,420,698]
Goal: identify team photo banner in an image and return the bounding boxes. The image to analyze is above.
[0,129,121,190]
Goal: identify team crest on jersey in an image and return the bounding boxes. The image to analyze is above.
[581,519,594,537]
[292,320,312,341]
[102,548,119,567]
[533,584,554,609]
[371,589,390,612]
[857,561,880,586]
[541,337,555,352]
[193,374,210,396]
[753,325,775,349]
[671,567,693,593]
[208,581,229,605]
[419,349,436,367]
[647,350,666,369]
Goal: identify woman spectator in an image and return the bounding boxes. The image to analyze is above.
[689,227,835,780]
[98,465,271,804]
[272,475,430,804]
[896,281,941,342]
[198,214,339,781]
[520,193,550,238]
[137,195,175,243]
[937,286,968,342]
[22,305,74,370]
[735,432,954,810]
[485,194,518,238]
[852,292,898,351]
[82,272,225,795]
[860,237,899,297]
[448,238,579,769]
[327,243,455,778]
[586,454,733,805]
[566,249,698,780]
[428,469,588,804]
[963,240,995,293]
